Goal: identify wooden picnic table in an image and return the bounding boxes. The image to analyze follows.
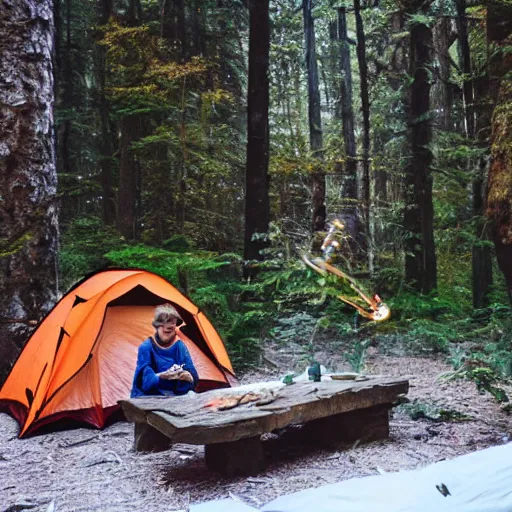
[119,376,409,476]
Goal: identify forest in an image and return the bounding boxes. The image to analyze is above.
[1,0,512,401]
[1,0,512,509]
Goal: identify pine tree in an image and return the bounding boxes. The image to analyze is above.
[0,0,59,384]
[244,0,271,275]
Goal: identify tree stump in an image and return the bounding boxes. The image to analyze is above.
[134,422,172,452]
[205,436,265,477]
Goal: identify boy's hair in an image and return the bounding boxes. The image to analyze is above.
[152,303,183,328]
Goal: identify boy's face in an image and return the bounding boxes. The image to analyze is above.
[157,319,177,343]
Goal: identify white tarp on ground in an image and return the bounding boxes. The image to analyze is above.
[191,443,512,512]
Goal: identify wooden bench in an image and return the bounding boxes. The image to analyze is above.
[119,376,409,476]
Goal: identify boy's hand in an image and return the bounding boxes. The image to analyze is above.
[158,365,194,382]
[157,368,182,380]
[178,370,194,383]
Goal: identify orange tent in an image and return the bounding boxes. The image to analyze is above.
[0,269,236,437]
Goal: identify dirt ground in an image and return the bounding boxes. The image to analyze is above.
[1,341,511,512]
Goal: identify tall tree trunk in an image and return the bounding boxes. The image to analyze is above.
[456,0,492,308]
[338,7,359,252]
[116,0,145,239]
[96,0,116,225]
[433,14,453,130]
[375,10,406,207]
[456,0,475,139]
[117,115,142,239]
[54,0,72,223]
[404,13,437,293]
[177,0,186,60]
[0,0,59,385]
[244,0,270,278]
[161,0,177,42]
[127,0,142,23]
[354,0,370,257]
[192,0,206,57]
[329,20,339,117]
[487,80,512,302]
[176,80,187,233]
[472,68,493,308]
[57,0,73,178]
[303,0,325,232]
[486,0,512,302]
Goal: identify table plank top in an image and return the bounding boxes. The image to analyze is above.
[119,376,408,445]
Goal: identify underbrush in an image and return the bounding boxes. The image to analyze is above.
[250,225,512,404]
[59,217,512,401]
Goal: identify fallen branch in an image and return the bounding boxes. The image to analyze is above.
[58,435,97,449]
[261,354,280,368]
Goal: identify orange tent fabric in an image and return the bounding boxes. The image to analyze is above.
[0,269,236,437]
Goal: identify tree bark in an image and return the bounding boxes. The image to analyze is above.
[404,13,437,293]
[457,0,493,308]
[456,0,474,139]
[117,115,144,240]
[161,0,177,42]
[433,14,454,130]
[303,0,325,232]
[354,0,370,255]
[244,0,270,277]
[56,0,73,178]
[338,7,360,253]
[327,21,340,118]
[96,0,116,225]
[486,0,512,302]
[472,74,493,307]
[116,0,146,240]
[127,0,142,24]
[374,10,406,207]
[192,0,206,57]
[0,0,59,385]
[176,81,187,234]
[176,0,187,60]
[487,80,512,302]
[54,0,73,225]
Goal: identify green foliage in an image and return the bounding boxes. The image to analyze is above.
[98,11,246,253]
[100,20,209,113]
[162,235,194,253]
[404,319,455,353]
[397,400,472,422]
[270,312,318,344]
[59,217,127,289]
[0,232,33,258]
[387,291,467,354]
[226,306,270,369]
[390,291,465,321]
[470,367,509,402]
[343,340,369,373]
[406,13,436,28]
[438,305,512,402]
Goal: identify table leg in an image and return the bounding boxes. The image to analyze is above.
[134,422,172,452]
[205,436,265,477]
[305,404,390,449]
